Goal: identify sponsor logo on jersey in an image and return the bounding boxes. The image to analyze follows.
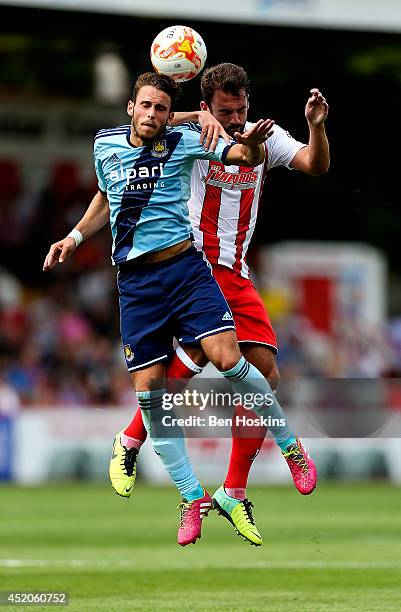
[124,344,135,362]
[151,140,169,158]
[110,162,165,183]
[110,162,166,190]
[203,166,259,190]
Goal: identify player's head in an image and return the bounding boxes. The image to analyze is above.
[200,63,250,137]
[127,72,181,142]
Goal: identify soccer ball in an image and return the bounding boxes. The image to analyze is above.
[150,25,207,82]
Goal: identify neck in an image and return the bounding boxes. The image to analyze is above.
[130,126,145,148]
[130,123,166,148]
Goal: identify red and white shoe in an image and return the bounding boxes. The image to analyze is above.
[177,489,212,546]
[282,437,317,495]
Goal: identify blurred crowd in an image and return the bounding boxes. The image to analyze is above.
[1,158,401,412]
[0,158,137,411]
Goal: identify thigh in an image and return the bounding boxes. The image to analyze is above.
[166,249,236,345]
[130,363,166,392]
[118,267,174,372]
[213,265,278,352]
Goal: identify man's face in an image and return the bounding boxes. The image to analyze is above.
[202,88,249,137]
[127,85,173,142]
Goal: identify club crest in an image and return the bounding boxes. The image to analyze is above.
[151,140,169,158]
[124,344,135,362]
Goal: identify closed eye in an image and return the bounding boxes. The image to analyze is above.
[218,107,247,116]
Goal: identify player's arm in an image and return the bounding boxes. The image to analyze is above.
[290,89,330,175]
[225,119,275,167]
[43,190,109,271]
[170,110,230,152]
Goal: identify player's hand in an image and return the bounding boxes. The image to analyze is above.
[43,237,76,271]
[305,89,329,127]
[233,119,275,146]
[198,110,231,151]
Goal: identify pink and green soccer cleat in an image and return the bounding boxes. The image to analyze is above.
[282,437,317,495]
[177,489,212,546]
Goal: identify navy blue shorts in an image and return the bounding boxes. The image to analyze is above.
[117,246,235,371]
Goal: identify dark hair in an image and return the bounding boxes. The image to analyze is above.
[201,63,250,107]
[132,72,181,111]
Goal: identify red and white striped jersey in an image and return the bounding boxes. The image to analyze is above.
[189,123,306,278]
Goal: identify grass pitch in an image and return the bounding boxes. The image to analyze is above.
[0,482,400,611]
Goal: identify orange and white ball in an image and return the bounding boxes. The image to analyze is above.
[150,25,207,82]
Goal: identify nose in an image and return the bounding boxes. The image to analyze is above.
[231,111,241,125]
[147,105,156,119]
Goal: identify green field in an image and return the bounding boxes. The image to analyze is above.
[0,482,400,611]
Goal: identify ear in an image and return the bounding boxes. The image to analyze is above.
[169,111,174,124]
[127,100,134,117]
[200,101,210,111]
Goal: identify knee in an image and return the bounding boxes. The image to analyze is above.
[201,333,241,372]
[266,364,280,392]
[208,344,241,372]
[214,355,241,372]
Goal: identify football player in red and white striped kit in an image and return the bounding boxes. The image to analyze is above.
[111,63,329,544]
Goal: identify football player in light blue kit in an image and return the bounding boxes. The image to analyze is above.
[44,72,298,546]
[94,117,215,264]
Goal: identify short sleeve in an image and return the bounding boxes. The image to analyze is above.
[180,123,233,164]
[94,140,107,193]
[267,124,306,170]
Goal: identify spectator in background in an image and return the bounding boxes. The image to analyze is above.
[0,373,20,417]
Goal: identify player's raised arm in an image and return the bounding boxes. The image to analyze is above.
[290,88,330,175]
[43,190,109,271]
[225,119,275,167]
[170,110,231,152]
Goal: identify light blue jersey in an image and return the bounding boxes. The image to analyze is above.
[94,123,232,265]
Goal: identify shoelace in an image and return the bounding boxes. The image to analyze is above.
[284,444,309,473]
[122,447,138,476]
[177,501,191,528]
[241,499,256,525]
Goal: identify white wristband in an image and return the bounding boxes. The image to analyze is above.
[67,229,84,247]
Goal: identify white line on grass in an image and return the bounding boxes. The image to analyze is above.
[1,560,401,570]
